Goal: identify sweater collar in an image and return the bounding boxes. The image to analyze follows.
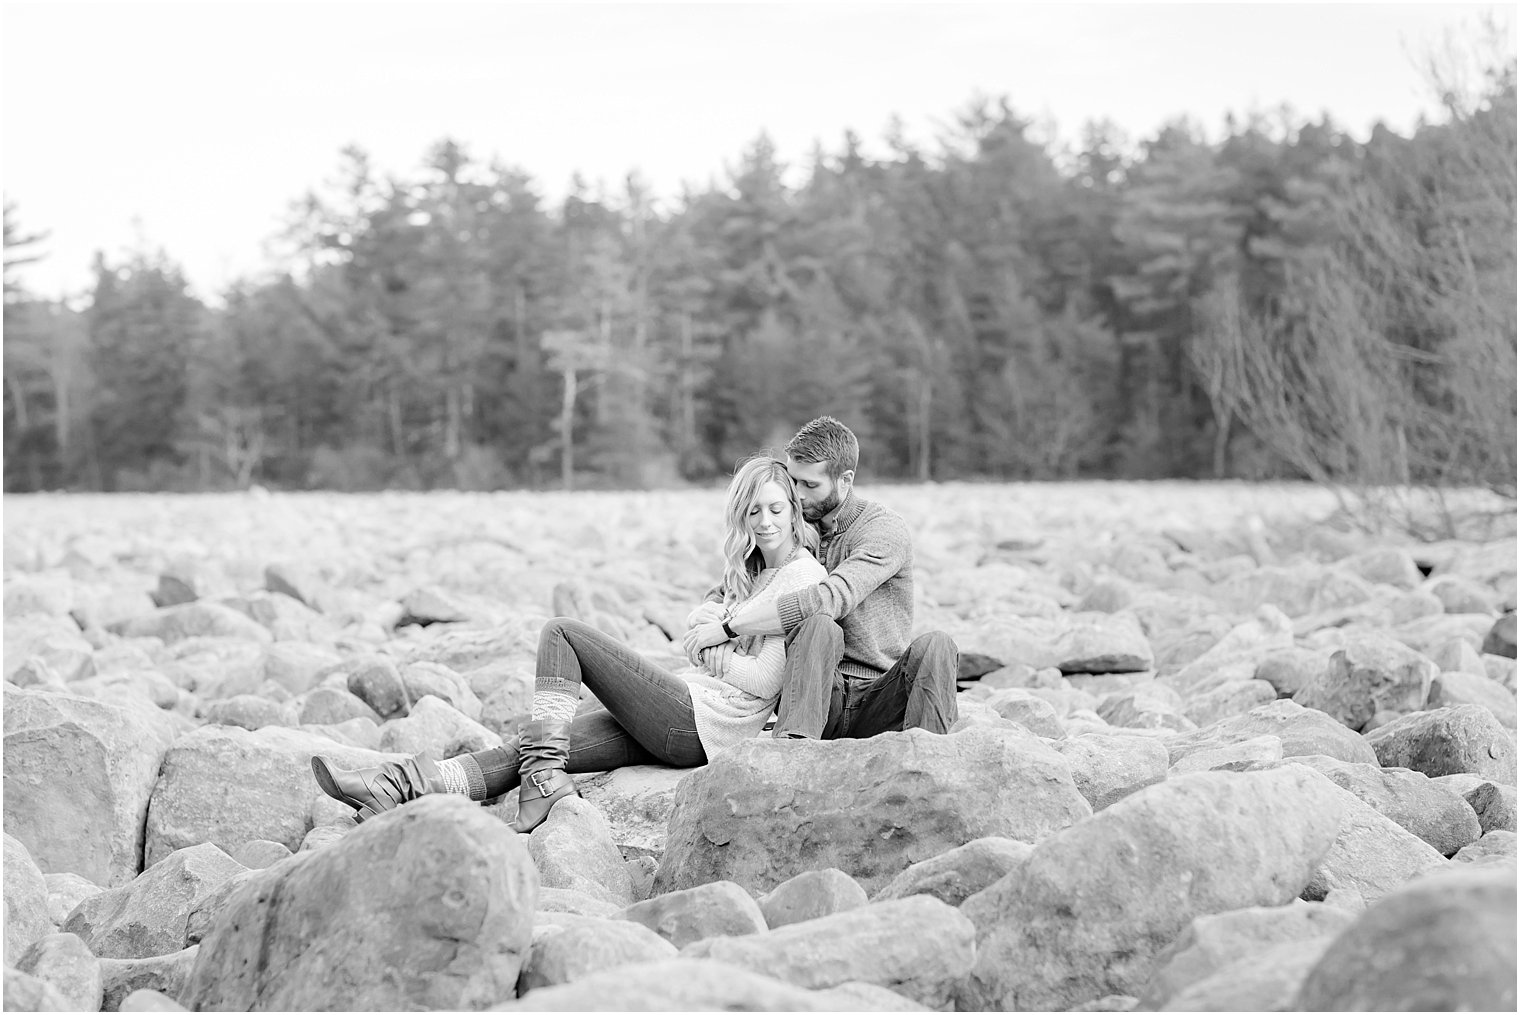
[820,491,863,537]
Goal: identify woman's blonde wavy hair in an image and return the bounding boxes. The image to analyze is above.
[719,455,819,607]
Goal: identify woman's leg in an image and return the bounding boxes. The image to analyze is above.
[540,618,707,768]
[566,708,660,772]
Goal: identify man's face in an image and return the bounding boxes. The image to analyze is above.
[786,456,851,523]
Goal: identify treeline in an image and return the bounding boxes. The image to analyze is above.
[4,66,1515,494]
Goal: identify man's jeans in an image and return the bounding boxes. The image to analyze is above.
[771,616,959,739]
[536,618,708,772]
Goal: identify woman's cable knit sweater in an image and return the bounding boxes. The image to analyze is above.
[685,550,828,758]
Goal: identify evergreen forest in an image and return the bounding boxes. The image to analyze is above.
[4,53,1515,499]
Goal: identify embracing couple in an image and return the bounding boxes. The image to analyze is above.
[312,417,959,833]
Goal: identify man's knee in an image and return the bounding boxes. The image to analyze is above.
[786,615,844,651]
[909,630,959,677]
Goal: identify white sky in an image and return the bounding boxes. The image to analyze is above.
[2,1,1512,304]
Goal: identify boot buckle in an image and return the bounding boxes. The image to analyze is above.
[527,770,558,798]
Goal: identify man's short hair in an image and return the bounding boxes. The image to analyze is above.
[785,416,859,480]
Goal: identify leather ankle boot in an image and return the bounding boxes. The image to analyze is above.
[509,720,578,834]
[311,753,443,822]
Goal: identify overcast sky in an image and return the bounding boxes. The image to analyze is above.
[2,1,1511,304]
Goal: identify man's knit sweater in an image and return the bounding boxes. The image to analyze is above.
[773,494,913,684]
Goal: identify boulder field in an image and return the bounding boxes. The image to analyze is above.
[3,484,1515,1010]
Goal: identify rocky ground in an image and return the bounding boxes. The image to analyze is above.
[2,481,1516,1012]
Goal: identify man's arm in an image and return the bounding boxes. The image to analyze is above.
[729,512,910,637]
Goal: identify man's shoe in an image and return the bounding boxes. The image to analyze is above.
[310,754,442,822]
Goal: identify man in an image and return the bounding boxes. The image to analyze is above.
[686,416,958,739]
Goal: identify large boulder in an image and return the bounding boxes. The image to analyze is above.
[15,932,104,1011]
[574,765,688,859]
[618,880,766,947]
[1364,703,1517,785]
[681,895,974,1009]
[376,693,501,757]
[1165,606,1295,695]
[1157,937,1333,1012]
[1293,637,1437,731]
[1137,899,1356,1008]
[491,957,872,1011]
[527,797,635,906]
[958,766,1346,1011]
[3,967,72,1011]
[144,724,400,865]
[1164,698,1378,767]
[5,833,54,959]
[1285,754,1481,856]
[5,687,181,886]
[1050,733,1170,810]
[518,918,678,992]
[756,869,868,929]
[99,946,199,1012]
[63,842,246,959]
[1427,670,1518,728]
[108,602,273,645]
[1300,777,1448,903]
[1293,864,1516,1011]
[871,837,1033,908]
[1052,611,1153,673]
[655,727,1091,896]
[400,661,483,722]
[183,796,535,1011]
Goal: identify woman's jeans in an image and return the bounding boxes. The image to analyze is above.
[536,617,708,772]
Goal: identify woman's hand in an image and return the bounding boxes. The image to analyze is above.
[686,602,725,628]
[682,621,729,661]
[700,644,735,679]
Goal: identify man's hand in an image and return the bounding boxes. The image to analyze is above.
[686,602,725,628]
[682,621,729,660]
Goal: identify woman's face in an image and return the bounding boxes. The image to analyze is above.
[746,479,795,554]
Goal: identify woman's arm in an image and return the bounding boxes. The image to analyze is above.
[708,557,828,698]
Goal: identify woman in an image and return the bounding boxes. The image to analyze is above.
[312,455,825,833]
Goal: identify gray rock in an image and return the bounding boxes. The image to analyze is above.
[223,591,339,643]
[4,614,95,683]
[184,868,259,946]
[184,796,535,1011]
[260,641,342,695]
[1345,547,1424,589]
[1253,646,1332,698]
[1424,574,1499,615]
[1299,775,1448,903]
[1138,899,1356,1007]
[5,833,54,959]
[1097,687,1196,732]
[344,656,409,719]
[958,766,1346,1011]
[3,966,72,1011]
[982,687,1067,737]
[199,694,294,731]
[1428,669,1518,727]
[1053,612,1154,674]
[99,946,198,1012]
[1482,612,1516,658]
[1213,565,1374,619]
[681,895,975,1009]
[376,693,501,756]
[618,880,766,946]
[1051,733,1170,810]
[536,887,622,917]
[757,869,868,929]
[1466,781,1518,834]
[107,602,272,645]
[811,981,931,1011]
[297,685,383,726]
[1284,754,1482,857]
[529,796,635,906]
[1169,734,1283,775]
[1293,864,1516,1011]
[872,837,1032,908]
[143,723,399,864]
[491,957,854,1010]
[1293,637,1437,732]
[117,988,190,1012]
[263,562,332,612]
[227,839,293,869]
[1428,637,1488,675]
[44,871,105,928]
[1159,937,1331,1012]
[1165,699,1378,767]
[1365,704,1517,785]
[1182,679,1277,727]
[400,660,483,721]
[16,931,103,1011]
[574,764,688,859]
[62,842,246,959]
[1453,829,1517,865]
[519,918,678,992]
[5,687,181,886]
[655,727,1090,897]
[624,855,657,903]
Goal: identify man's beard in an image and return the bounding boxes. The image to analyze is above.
[802,488,843,523]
